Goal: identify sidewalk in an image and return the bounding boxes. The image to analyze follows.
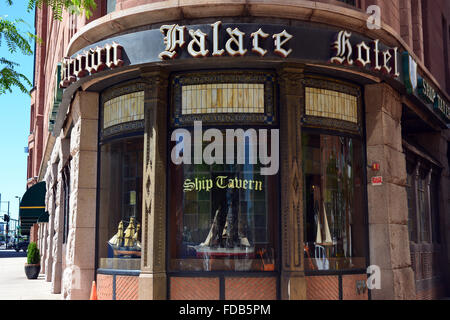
[0,249,62,300]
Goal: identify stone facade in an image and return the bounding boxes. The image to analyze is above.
[365,83,416,299]
[29,0,450,300]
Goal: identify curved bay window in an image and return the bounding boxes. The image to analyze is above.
[168,71,279,272]
[302,77,367,272]
[97,82,145,271]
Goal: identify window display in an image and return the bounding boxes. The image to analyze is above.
[97,137,143,270]
[303,132,366,271]
[169,132,278,272]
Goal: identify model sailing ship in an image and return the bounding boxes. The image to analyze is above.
[191,188,254,257]
[108,217,141,258]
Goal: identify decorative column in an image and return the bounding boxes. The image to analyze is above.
[365,83,416,299]
[62,91,99,300]
[52,138,70,294]
[43,164,52,274]
[278,65,306,300]
[45,139,60,282]
[39,222,45,273]
[139,68,169,300]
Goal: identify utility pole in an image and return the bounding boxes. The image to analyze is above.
[5,201,9,248]
[0,194,11,248]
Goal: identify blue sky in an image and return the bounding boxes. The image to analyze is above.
[0,3,35,222]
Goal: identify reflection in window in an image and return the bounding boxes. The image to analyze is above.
[169,131,278,272]
[418,170,430,243]
[97,137,143,270]
[406,156,441,245]
[303,132,366,271]
[406,164,417,243]
[107,0,116,13]
[430,173,440,244]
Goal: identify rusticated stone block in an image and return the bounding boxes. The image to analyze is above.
[389,224,412,269]
[392,267,416,300]
[70,188,96,228]
[365,83,402,121]
[74,151,97,190]
[70,120,81,156]
[72,227,96,270]
[369,224,392,270]
[366,145,407,185]
[71,91,99,122]
[368,182,408,225]
[370,268,395,300]
[68,268,95,300]
[79,119,98,152]
[366,111,403,152]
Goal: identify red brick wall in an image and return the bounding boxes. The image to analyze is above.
[225,277,277,300]
[169,276,277,300]
[306,276,339,300]
[29,224,38,243]
[97,274,113,300]
[96,273,139,300]
[170,277,220,300]
[116,275,139,300]
[342,274,369,300]
[116,0,166,10]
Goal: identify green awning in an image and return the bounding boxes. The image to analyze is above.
[37,211,49,223]
[19,181,46,235]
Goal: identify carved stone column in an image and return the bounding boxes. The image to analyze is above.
[365,83,415,299]
[62,91,99,300]
[278,65,306,300]
[45,139,60,282]
[139,68,169,300]
[52,138,70,294]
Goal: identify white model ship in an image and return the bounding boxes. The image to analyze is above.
[191,198,255,258]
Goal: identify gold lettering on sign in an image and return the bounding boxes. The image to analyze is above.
[187,29,209,57]
[372,39,382,71]
[331,30,354,65]
[382,49,392,74]
[251,28,269,57]
[356,41,371,67]
[393,47,400,77]
[159,21,294,59]
[59,42,123,88]
[159,24,186,59]
[105,42,124,68]
[273,30,293,58]
[225,27,247,56]
[183,176,263,192]
[331,30,400,78]
[211,21,225,56]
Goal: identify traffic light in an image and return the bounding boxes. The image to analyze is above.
[3,214,9,222]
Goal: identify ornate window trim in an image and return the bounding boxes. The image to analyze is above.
[170,71,277,127]
[100,81,146,140]
[301,76,362,135]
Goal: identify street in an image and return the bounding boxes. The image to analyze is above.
[0,248,61,300]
